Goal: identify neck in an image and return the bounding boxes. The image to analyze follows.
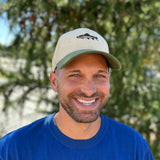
[54,109,101,140]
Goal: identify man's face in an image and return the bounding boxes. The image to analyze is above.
[50,53,110,123]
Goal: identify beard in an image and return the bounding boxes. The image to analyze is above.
[58,90,108,123]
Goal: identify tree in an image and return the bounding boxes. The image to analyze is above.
[0,0,160,158]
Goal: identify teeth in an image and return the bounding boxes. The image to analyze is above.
[77,99,95,105]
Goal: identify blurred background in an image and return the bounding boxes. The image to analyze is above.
[0,0,160,159]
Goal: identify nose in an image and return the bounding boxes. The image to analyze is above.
[80,80,96,97]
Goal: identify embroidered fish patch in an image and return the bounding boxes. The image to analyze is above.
[76,33,98,40]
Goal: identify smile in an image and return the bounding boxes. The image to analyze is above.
[77,98,96,105]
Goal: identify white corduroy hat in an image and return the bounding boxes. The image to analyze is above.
[52,28,121,71]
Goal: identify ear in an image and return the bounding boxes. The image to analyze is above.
[50,72,58,92]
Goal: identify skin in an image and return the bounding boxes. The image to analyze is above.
[50,53,110,139]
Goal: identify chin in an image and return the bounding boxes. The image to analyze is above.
[70,111,100,123]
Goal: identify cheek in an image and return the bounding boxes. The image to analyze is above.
[106,82,110,89]
[101,85,110,95]
[97,82,110,98]
[58,80,78,93]
[95,80,110,89]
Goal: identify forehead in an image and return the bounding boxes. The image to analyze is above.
[63,53,108,70]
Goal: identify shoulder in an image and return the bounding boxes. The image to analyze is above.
[1,116,45,140]
[0,114,54,156]
[103,115,141,136]
[102,115,149,147]
[101,115,154,159]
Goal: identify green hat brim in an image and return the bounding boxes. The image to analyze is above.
[56,49,121,70]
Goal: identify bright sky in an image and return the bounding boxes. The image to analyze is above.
[0,12,15,46]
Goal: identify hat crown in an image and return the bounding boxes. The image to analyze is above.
[52,28,121,71]
[52,28,109,71]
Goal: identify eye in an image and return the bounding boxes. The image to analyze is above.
[95,72,111,79]
[96,74,106,78]
[69,74,80,77]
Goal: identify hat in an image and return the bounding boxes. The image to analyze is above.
[52,28,121,71]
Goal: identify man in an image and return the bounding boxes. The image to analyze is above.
[0,28,154,159]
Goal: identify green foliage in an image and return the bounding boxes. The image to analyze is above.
[0,0,160,158]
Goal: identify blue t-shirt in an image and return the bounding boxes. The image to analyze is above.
[0,113,154,160]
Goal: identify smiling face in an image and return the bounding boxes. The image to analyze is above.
[50,53,110,123]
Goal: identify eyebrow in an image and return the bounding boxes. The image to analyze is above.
[68,70,81,73]
[97,70,109,74]
[68,69,108,74]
